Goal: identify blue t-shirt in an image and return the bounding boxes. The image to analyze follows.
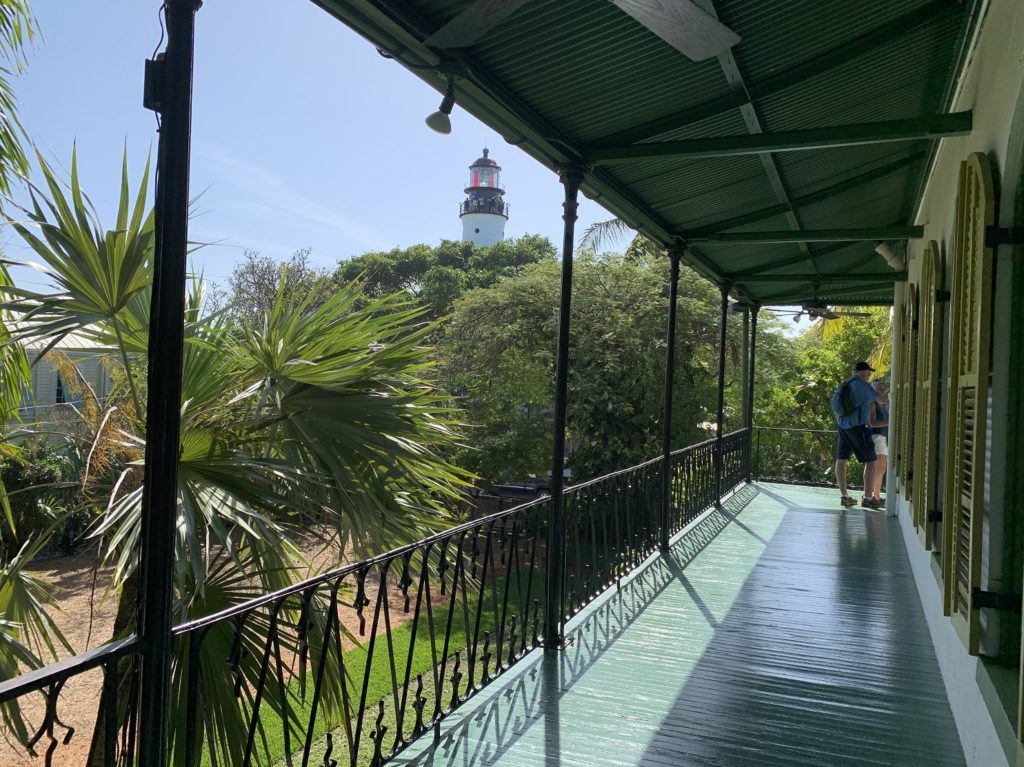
[836,377,876,429]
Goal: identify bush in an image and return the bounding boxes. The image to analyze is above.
[0,438,81,558]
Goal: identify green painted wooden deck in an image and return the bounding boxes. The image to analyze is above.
[392,482,966,767]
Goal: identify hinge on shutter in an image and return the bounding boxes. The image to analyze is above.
[985,226,1024,247]
[972,588,1023,613]
[927,510,942,523]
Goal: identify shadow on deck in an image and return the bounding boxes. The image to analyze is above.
[392,483,965,767]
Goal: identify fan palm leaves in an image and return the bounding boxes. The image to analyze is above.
[1,150,471,763]
[0,0,37,198]
[578,217,661,263]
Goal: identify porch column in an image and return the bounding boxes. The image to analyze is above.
[545,165,584,650]
[660,248,682,551]
[747,306,759,480]
[739,305,750,427]
[138,1,201,764]
[714,283,730,507]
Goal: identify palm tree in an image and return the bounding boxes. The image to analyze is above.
[578,218,661,263]
[0,0,36,198]
[1,150,471,763]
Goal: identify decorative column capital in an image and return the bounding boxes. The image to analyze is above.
[555,163,587,190]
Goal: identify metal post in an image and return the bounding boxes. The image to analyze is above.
[660,249,682,551]
[740,305,750,427]
[747,306,759,481]
[544,165,584,650]
[138,2,201,764]
[714,284,730,507]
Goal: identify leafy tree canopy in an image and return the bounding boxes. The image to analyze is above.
[334,234,556,318]
[441,252,724,484]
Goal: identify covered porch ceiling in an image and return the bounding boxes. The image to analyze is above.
[310,0,982,307]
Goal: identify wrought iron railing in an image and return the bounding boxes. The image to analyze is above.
[0,429,752,767]
[458,199,509,217]
[752,426,839,487]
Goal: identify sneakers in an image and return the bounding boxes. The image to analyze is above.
[861,497,883,509]
[840,496,857,508]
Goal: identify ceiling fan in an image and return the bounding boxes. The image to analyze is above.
[769,303,873,323]
[423,0,741,62]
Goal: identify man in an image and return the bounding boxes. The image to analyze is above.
[833,361,880,509]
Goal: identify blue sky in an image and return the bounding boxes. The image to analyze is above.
[4,0,613,290]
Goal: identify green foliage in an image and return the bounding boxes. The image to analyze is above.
[0,438,80,557]
[441,253,721,483]
[335,235,556,319]
[0,0,36,197]
[216,247,339,320]
[1,150,473,764]
[752,307,893,483]
[0,532,72,745]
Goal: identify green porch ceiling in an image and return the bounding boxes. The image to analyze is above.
[311,0,983,305]
[391,484,966,767]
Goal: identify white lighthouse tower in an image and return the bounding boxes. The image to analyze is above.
[460,148,508,246]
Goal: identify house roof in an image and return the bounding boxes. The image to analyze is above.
[309,0,983,306]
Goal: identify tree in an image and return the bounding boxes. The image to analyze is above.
[441,252,723,484]
[1,150,471,764]
[0,0,36,198]
[216,247,339,319]
[335,234,557,318]
[751,308,893,483]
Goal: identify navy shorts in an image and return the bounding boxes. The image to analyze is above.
[836,425,877,463]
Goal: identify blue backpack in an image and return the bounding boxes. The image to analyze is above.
[830,380,856,419]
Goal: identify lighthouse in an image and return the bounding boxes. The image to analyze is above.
[460,148,508,246]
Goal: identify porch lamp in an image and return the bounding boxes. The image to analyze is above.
[874,241,905,271]
[426,77,456,134]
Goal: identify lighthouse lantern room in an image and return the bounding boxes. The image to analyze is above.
[460,148,508,246]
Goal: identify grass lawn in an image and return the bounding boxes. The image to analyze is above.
[191,574,542,767]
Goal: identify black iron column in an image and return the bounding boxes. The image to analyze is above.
[544,165,584,650]
[746,306,759,480]
[138,2,201,764]
[660,248,682,551]
[739,306,750,427]
[714,283,730,507]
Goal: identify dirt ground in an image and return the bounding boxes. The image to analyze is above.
[1,532,425,767]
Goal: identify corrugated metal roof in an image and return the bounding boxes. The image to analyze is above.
[316,0,982,305]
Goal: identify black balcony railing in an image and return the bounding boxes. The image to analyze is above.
[0,429,751,767]
[752,426,839,487]
[458,198,509,217]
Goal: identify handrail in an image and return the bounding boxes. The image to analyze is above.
[0,429,753,766]
[0,636,143,703]
[751,425,839,487]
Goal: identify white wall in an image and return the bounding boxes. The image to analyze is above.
[461,212,506,246]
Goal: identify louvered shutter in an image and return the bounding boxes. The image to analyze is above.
[900,283,920,498]
[913,242,944,550]
[940,153,994,653]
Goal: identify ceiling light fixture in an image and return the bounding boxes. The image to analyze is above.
[425,77,456,134]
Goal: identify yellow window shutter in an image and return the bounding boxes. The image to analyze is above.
[941,153,995,653]
[914,242,944,550]
[901,283,920,498]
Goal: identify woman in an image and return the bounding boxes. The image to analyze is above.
[868,379,890,504]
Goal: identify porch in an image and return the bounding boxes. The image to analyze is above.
[395,482,965,767]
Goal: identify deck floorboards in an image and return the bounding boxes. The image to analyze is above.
[392,483,965,767]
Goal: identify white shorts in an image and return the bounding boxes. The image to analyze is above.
[872,434,888,457]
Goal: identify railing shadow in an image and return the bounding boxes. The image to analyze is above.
[391,486,760,767]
